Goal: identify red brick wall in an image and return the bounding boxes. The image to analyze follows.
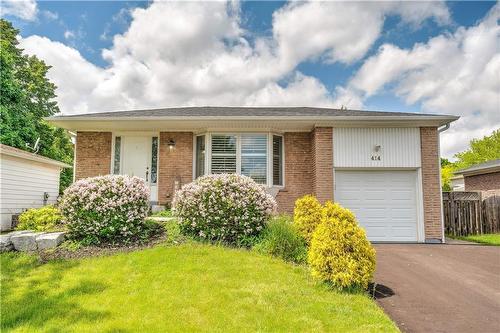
[311,127,334,203]
[75,132,112,180]
[158,132,193,205]
[464,172,500,191]
[276,132,313,213]
[420,127,443,241]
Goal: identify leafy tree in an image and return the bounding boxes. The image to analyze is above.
[454,130,500,170]
[440,129,500,191]
[0,19,73,192]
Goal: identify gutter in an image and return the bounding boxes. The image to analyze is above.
[438,123,450,133]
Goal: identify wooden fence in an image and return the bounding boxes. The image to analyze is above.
[443,191,500,236]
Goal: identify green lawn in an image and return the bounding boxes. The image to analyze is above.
[454,233,500,246]
[1,243,397,332]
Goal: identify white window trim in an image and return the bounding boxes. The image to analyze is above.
[192,132,285,188]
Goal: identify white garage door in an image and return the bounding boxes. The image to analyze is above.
[335,170,419,242]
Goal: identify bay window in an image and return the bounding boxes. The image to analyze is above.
[194,133,284,187]
[241,134,267,184]
[211,135,237,174]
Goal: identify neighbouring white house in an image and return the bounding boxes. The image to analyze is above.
[0,144,71,231]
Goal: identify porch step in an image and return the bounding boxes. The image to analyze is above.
[151,205,166,214]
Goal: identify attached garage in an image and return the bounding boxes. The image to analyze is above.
[333,127,425,243]
[335,170,421,242]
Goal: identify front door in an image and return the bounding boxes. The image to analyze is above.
[121,136,158,202]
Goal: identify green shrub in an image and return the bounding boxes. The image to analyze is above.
[308,203,376,290]
[58,175,151,245]
[293,195,323,244]
[151,209,172,218]
[254,215,307,264]
[173,174,277,247]
[17,205,63,232]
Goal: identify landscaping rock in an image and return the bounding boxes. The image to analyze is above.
[0,235,13,252]
[11,232,39,251]
[36,232,66,250]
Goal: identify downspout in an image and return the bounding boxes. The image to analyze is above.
[437,123,450,243]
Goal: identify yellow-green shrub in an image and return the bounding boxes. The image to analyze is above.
[17,205,63,232]
[293,195,323,243]
[308,203,376,289]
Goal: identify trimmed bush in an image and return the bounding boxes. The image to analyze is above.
[308,202,376,289]
[172,174,277,247]
[293,195,323,244]
[17,205,62,232]
[254,215,307,264]
[59,175,150,245]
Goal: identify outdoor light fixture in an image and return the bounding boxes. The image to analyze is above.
[167,139,176,150]
[374,144,381,152]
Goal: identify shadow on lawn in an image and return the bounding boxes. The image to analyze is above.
[1,254,112,331]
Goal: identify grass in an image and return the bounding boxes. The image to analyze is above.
[452,233,500,246]
[1,243,398,332]
[150,209,173,218]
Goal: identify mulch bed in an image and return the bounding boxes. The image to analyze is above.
[38,230,168,263]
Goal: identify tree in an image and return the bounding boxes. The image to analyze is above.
[440,129,500,191]
[454,130,500,170]
[0,19,73,192]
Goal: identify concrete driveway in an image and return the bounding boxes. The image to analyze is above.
[374,242,500,333]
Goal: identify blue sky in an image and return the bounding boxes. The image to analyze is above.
[2,1,499,157]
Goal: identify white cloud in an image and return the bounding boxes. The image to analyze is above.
[1,0,37,21]
[272,1,450,66]
[41,10,58,21]
[64,30,75,39]
[19,0,452,115]
[338,3,500,158]
[19,0,498,157]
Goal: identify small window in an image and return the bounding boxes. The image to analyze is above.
[151,136,158,184]
[113,136,121,174]
[211,135,237,174]
[272,135,283,186]
[195,135,205,178]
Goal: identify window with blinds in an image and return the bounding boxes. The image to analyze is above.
[211,135,237,174]
[241,134,267,184]
[272,135,283,186]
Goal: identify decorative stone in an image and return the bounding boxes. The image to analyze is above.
[11,232,39,251]
[0,235,13,252]
[36,232,66,250]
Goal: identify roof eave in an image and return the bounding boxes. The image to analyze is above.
[45,115,459,130]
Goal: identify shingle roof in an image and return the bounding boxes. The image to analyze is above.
[455,159,500,175]
[48,106,455,119]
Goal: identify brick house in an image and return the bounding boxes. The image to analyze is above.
[47,107,458,243]
[454,159,500,191]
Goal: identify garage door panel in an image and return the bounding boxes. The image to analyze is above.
[335,170,418,242]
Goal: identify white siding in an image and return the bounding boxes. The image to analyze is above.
[0,155,61,230]
[333,128,421,168]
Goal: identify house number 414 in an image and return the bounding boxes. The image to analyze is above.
[371,155,381,161]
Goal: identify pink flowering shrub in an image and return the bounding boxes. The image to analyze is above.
[59,175,151,244]
[173,174,277,246]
